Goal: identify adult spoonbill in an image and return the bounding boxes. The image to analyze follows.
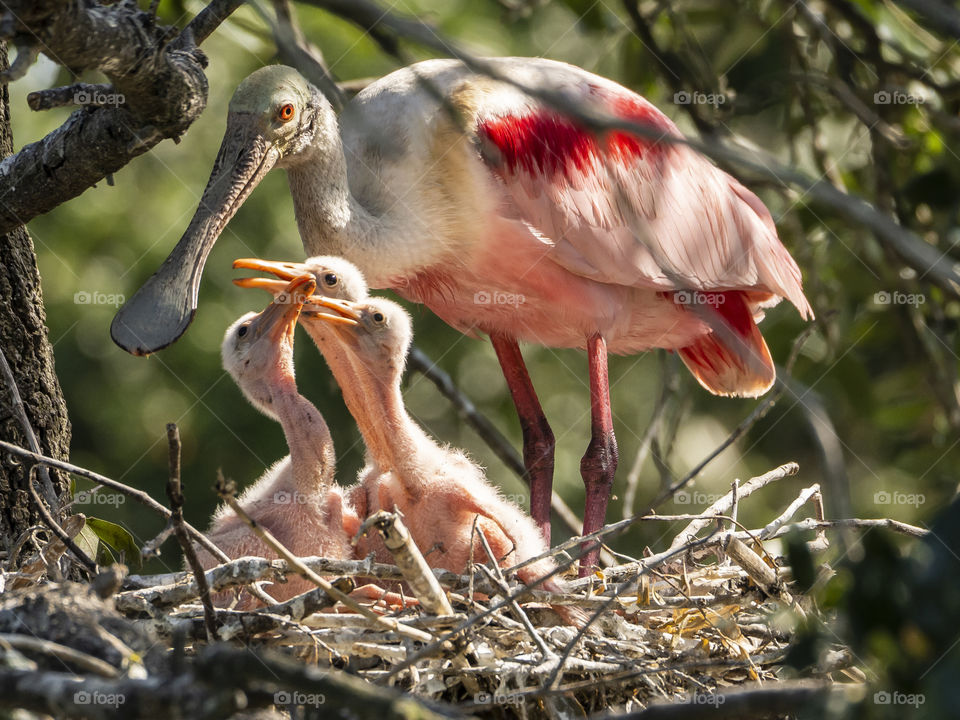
[201,274,360,606]
[293,289,584,624]
[114,58,813,572]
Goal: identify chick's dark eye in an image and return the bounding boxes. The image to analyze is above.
[238,325,249,337]
[372,312,385,323]
[323,273,338,287]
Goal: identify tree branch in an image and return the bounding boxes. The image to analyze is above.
[165,423,217,641]
[0,0,245,234]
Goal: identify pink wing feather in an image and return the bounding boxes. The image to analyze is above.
[475,83,812,397]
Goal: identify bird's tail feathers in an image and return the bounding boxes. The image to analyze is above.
[677,291,775,398]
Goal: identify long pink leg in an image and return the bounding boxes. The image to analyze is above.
[579,333,618,576]
[491,333,554,544]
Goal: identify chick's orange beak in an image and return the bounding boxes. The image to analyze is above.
[233,258,317,296]
[255,275,317,342]
[302,295,361,327]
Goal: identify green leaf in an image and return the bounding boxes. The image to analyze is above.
[86,518,141,566]
[74,522,101,561]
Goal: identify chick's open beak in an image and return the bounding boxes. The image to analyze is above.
[233,257,323,297]
[302,295,361,327]
[254,275,317,343]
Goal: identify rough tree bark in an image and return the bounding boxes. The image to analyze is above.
[0,43,71,555]
[0,0,212,234]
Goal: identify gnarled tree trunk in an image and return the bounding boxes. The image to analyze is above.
[0,42,71,557]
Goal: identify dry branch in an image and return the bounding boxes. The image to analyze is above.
[0,348,58,509]
[668,463,799,551]
[164,423,216,640]
[616,680,838,719]
[0,644,458,720]
[0,0,237,233]
[360,510,454,617]
[4,458,904,717]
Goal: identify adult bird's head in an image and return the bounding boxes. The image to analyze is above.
[306,297,413,384]
[112,66,330,356]
[222,274,316,417]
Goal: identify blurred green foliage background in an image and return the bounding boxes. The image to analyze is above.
[11,0,959,581]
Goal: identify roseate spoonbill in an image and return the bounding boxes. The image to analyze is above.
[300,293,584,624]
[114,58,813,572]
[200,275,360,606]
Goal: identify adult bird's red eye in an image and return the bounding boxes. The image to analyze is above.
[278,103,295,122]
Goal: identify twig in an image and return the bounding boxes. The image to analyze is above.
[0,439,229,564]
[736,517,927,541]
[778,374,853,529]
[0,347,58,509]
[182,0,246,45]
[759,484,820,540]
[611,680,840,719]
[25,468,96,572]
[0,634,119,678]
[567,534,715,590]
[165,423,217,640]
[359,511,453,616]
[667,463,799,551]
[254,0,345,110]
[140,523,177,559]
[721,535,802,616]
[147,578,356,641]
[729,478,739,531]
[474,531,555,661]
[382,539,594,681]
[622,354,675,519]
[27,83,125,111]
[119,556,470,611]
